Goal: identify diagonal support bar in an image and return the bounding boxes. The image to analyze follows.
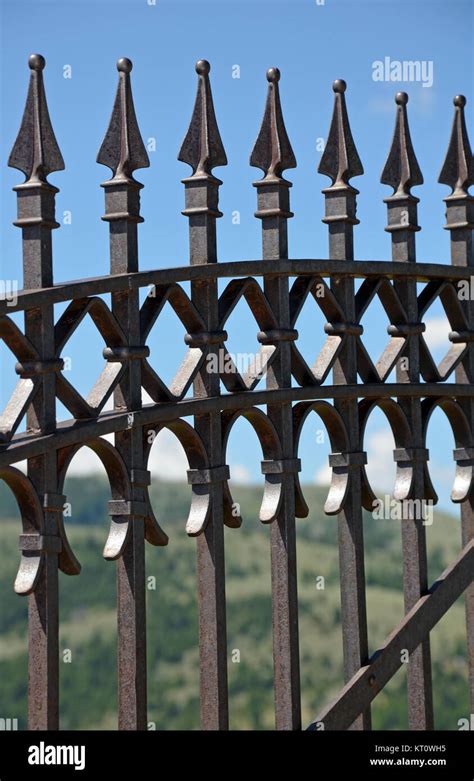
[308,539,474,731]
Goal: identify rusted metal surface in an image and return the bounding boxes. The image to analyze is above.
[2,260,474,318]
[439,95,474,715]
[251,67,301,729]
[381,92,433,730]
[308,540,474,731]
[98,57,153,730]
[8,53,65,730]
[317,80,370,731]
[2,55,473,731]
[179,60,229,730]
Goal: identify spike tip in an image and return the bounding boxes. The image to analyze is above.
[438,95,473,196]
[97,58,149,181]
[318,80,363,187]
[8,54,64,183]
[250,67,296,180]
[178,60,227,176]
[381,92,423,196]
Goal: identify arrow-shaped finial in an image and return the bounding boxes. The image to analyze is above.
[178,60,227,176]
[381,92,423,195]
[438,95,474,196]
[318,79,363,186]
[8,54,65,183]
[250,67,296,179]
[97,58,150,181]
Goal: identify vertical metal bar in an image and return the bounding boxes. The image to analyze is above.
[8,54,65,730]
[250,67,301,729]
[27,468,60,730]
[381,92,433,729]
[439,94,474,712]
[461,498,474,710]
[97,58,150,729]
[318,80,370,730]
[178,60,229,729]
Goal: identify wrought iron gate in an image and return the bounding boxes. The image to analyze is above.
[1,54,473,731]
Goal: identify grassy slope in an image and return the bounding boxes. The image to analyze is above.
[0,477,470,730]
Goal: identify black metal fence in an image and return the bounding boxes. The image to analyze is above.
[1,53,473,730]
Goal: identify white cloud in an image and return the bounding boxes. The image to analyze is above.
[31,389,250,483]
[16,392,187,479]
[314,463,331,486]
[63,391,190,480]
[315,428,396,495]
[230,464,252,484]
[423,316,450,351]
[424,460,454,488]
[364,428,396,494]
[63,396,115,477]
[147,427,189,481]
[64,444,113,476]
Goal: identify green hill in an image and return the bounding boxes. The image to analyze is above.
[0,477,470,730]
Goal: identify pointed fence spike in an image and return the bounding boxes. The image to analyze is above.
[318,79,363,186]
[439,95,474,196]
[178,60,227,176]
[250,67,296,179]
[97,58,150,180]
[381,92,423,195]
[8,54,65,183]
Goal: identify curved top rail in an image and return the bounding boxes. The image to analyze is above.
[0,258,471,315]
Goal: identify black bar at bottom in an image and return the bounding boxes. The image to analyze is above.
[0,730,473,778]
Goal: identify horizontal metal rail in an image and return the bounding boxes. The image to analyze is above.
[0,383,472,466]
[1,259,472,316]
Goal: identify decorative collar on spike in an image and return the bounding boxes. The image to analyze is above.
[381,92,423,196]
[97,58,150,183]
[250,67,296,182]
[8,54,65,185]
[178,60,227,178]
[318,80,363,188]
[438,95,474,197]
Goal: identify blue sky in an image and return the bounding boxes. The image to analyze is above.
[0,0,473,510]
